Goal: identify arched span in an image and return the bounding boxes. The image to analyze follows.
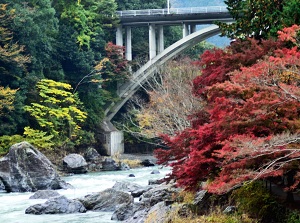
[105,24,221,121]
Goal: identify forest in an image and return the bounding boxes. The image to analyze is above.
[0,0,172,155]
[3,0,300,221]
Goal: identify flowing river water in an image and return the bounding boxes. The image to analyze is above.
[0,166,171,223]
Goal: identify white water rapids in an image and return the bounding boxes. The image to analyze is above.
[0,166,171,223]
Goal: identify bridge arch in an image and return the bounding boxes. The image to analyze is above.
[104,24,221,121]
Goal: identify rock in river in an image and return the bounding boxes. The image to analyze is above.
[0,141,69,192]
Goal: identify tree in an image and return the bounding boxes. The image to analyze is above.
[155,25,300,194]
[281,0,300,27]
[218,0,284,39]
[24,79,87,148]
[125,59,203,138]
[0,3,30,86]
[0,86,17,116]
[192,38,282,95]
[0,3,30,136]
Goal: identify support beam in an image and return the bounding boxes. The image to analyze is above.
[125,26,132,61]
[149,24,157,59]
[158,25,164,53]
[182,23,189,37]
[116,26,123,46]
[190,24,197,33]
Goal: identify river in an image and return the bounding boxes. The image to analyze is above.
[0,166,171,223]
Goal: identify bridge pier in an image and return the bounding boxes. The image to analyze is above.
[158,25,164,53]
[116,25,123,46]
[115,24,165,61]
[101,120,124,156]
[183,23,197,37]
[125,26,132,61]
[149,24,157,59]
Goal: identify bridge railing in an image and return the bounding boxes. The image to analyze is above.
[116,6,228,17]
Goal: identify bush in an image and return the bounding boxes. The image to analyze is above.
[0,134,23,156]
[231,181,285,222]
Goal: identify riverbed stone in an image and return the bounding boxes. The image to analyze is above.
[79,188,134,211]
[63,153,87,174]
[111,203,136,221]
[84,147,100,162]
[112,181,142,193]
[139,184,180,206]
[150,170,160,174]
[101,158,120,171]
[141,159,155,167]
[29,190,61,199]
[121,184,180,223]
[0,141,69,192]
[25,195,86,214]
[131,185,153,198]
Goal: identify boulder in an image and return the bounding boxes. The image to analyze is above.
[25,195,86,214]
[101,158,120,171]
[120,162,130,170]
[139,184,180,207]
[79,188,133,211]
[223,206,237,214]
[29,190,61,199]
[192,190,211,215]
[0,142,69,192]
[112,181,142,193]
[114,183,180,223]
[141,159,155,167]
[63,153,87,174]
[149,179,163,185]
[150,170,160,174]
[131,186,153,198]
[84,147,100,162]
[143,201,170,223]
[111,203,136,221]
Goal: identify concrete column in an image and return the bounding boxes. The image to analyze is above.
[116,25,123,46]
[157,25,164,53]
[190,24,197,34]
[182,23,189,37]
[125,26,132,61]
[149,24,156,59]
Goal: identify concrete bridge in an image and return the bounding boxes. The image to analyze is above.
[102,6,233,155]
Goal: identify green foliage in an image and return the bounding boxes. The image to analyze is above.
[55,0,118,48]
[231,182,285,222]
[23,127,54,150]
[0,134,23,156]
[183,41,215,60]
[24,79,87,147]
[285,210,300,223]
[7,0,59,79]
[219,0,283,39]
[282,0,300,28]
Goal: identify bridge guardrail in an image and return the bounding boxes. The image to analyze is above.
[116,6,228,17]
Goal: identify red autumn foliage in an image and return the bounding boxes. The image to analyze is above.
[155,25,300,194]
[192,38,283,96]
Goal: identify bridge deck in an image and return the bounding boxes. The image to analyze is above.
[117,6,231,26]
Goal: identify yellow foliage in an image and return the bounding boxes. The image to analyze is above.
[0,86,17,115]
[136,112,154,128]
[94,57,109,71]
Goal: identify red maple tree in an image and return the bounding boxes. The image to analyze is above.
[155,25,300,194]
